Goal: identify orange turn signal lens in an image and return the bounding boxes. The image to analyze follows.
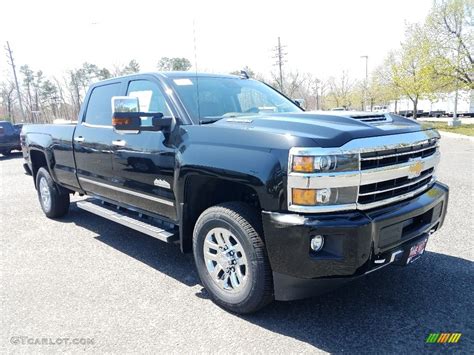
[292,156,314,172]
[292,188,316,206]
[112,117,132,126]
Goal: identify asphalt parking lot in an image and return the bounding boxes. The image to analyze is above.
[1,135,473,353]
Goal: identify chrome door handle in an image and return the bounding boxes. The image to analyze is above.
[112,140,127,147]
[74,136,85,142]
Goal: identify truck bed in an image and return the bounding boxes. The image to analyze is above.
[22,123,79,190]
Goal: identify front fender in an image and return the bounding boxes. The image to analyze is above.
[175,143,287,211]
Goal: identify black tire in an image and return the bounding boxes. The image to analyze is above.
[35,167,70,218]
[193,202,273,314]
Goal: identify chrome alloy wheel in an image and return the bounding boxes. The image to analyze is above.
[39,177,51,211]
[203,227,248,292]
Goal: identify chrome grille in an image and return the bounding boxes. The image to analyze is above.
[358,168,434,204]
[287,130,441,213]
[360,139,438,170]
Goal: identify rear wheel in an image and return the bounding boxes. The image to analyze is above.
[193,202,273,314]
[36,167,70,218]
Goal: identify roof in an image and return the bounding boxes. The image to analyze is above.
[156,71,240,79]
[90,71,244,87]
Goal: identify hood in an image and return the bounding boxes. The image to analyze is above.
[212,112,429,148]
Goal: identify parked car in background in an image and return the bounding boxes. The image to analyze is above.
[0,120,21,156]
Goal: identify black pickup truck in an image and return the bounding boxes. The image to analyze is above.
[22,72,449,313]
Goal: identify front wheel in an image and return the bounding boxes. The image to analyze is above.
[193,202,273,314]
[36,167,70,218]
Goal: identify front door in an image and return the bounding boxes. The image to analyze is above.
[74,82,121,199]
[110,79,177,220]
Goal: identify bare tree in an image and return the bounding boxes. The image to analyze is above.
[327,71,354,109]
[0,81,16,119]
[4,41,25,121]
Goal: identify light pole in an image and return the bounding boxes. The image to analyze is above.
[361,55,368,111]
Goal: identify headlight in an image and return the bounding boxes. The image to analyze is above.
[292,187,358,206]
[292,154,358,173]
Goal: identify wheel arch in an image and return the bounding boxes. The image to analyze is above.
[179,174,264,253]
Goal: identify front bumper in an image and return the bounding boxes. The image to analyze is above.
[262,182,449,301]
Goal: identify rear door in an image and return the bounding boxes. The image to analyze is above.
[74,82,123,199]
[110,79,177,220]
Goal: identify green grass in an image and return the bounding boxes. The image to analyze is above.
[426,122,474,136]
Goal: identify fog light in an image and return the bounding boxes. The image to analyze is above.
[310,235,325,252]
[316,188,331,204]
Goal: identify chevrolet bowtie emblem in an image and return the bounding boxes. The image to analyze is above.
[408,160,424,179]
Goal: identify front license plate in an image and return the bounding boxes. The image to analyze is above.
[406,237,428,264]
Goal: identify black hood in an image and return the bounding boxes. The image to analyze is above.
[213,112,429,148]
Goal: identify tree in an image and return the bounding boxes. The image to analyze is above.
[122,59,140,74]
[20,65,34,115]
[157,57,191,71]
[386,25,440,118]
[326,71,354,109]
[40,80,59,119]
[370,63,402,111]
[0,81,16,120]
[425,0,473,89]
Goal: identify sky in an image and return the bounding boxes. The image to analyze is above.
[1,0,434,82]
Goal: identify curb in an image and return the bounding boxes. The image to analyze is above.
[439,131,474,142]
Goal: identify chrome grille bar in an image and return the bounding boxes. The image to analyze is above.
[360,144,438,161]
[358,168,434,196]
[356,178,436,211]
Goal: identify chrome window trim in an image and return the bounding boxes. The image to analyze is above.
[82,122,113,129]
[287,130,440,213]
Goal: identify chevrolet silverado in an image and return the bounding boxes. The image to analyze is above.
[21,72,449,313]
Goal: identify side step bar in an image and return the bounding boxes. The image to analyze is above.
[76,199,178,243]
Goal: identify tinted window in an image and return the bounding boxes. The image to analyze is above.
[84,83,121,126]
[127,80,171,127]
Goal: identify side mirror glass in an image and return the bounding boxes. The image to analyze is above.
[112,96,141,133]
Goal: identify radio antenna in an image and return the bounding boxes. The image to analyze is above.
[193,19,201,122]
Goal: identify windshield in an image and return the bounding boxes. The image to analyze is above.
[170,77,302,123]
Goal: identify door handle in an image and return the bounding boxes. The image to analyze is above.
[74,136,85,142]
[112,140,127,147]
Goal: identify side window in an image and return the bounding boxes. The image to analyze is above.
[127,80,171,127]
[84,83,121,126]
